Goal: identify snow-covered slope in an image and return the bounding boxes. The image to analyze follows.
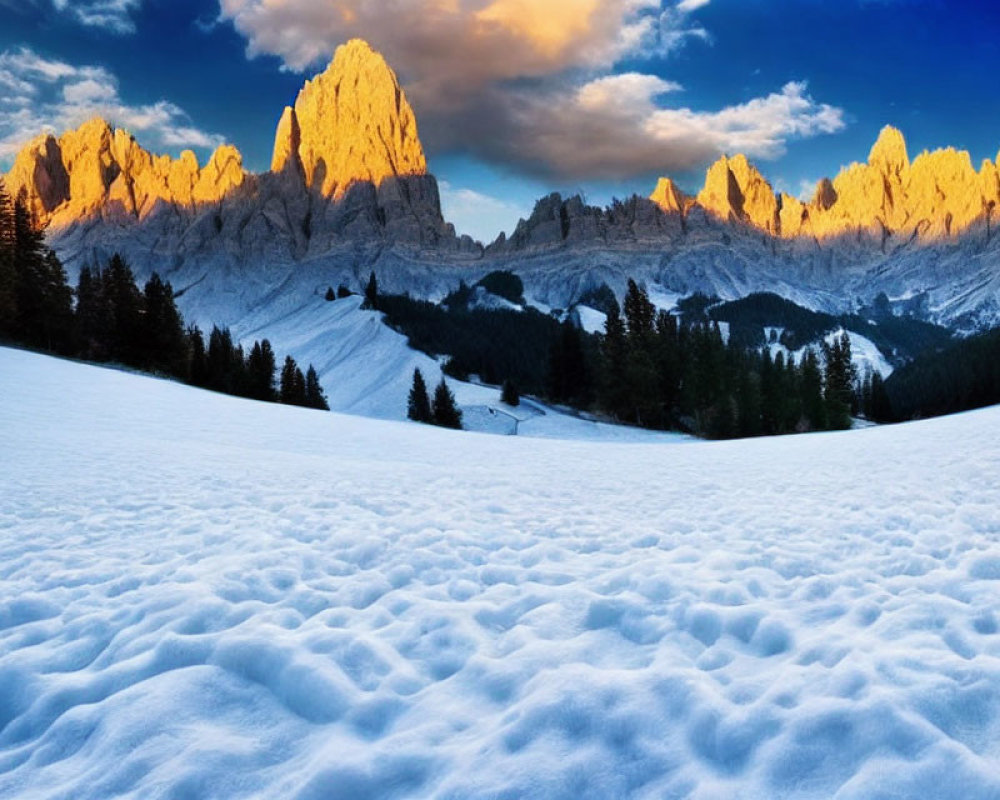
[2,347,999,799]
[228,293,676,441]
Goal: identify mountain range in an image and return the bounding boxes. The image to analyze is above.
[4,38,1000,333]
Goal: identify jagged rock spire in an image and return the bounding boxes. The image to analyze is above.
[280,38,427,198]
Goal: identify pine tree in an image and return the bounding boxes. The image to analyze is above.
[823,331,856,430]
[280,355,307,406]
[432,378,463,429]
[187,326,208,387]
[304,366,329,410]
[868,370,892,422]
[207,326,237,393]
[800,348,827,431]
[141,272,187,376]
[0,178,16,337]
[362,271,379,310]
[102,254,144,366]
[654,310,681,420]
[407,368,433,422]
[325,286,336,302]
[501,378,520,407]
[623,279,655,343]
[75,266,112,360]
[38,250,73,353]
[246,340,277,401]
[599,296,629,419]
[549,320,588,404]
[11,197,47,345]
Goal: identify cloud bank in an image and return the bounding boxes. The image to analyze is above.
[0,47,225,165]
[217,0,846,180]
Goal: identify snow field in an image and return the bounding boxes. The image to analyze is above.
[1,347,1000,798]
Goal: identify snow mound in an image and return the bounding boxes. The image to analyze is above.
[2,347,999,799]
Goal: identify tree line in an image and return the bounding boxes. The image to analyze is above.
[371,272,878,439]
[0,179,328,411]
[577,280,863,438]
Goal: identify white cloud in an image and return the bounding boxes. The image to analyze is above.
[0,47,225,165]
[54,0,140,33]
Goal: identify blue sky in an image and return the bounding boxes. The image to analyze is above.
[1,0,997,242]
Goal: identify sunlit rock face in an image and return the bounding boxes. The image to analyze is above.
[3,39,473,253]
[694,154,780,236]
[6,118,246,228]
[284,38,428,198]
[649,177,687,216]
[649,125,1000,245]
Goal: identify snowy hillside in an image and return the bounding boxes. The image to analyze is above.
[230,294,674,441]
[2,348,1000,799]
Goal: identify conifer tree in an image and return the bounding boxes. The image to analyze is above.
[549,320,588,404]
[187,326,208,387]
[432,378,463,429]
[325,286,336,301]
[407,368,433,422]
[11,197,46,344]
[600,296,629,419]
[75,266,112,360]
[800,348,827,431]
[280,355,307,405]
[654,310,681,418]
[38,250,73,353]
[823,331,856,430]
[867,370,891,422]
[207,326,237,393]
[620,281,660,425]
[8,199,72,351]
[304,366,329,410]
[141,272,187,376]
[501,378,520,407]
[0,178,16,336]
[623,279,655,343]
[362,271,379,310]
[102,254,144,366]
[246,339,277,401]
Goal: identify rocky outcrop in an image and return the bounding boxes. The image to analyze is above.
[695,154,780,235]
[5,134,70,221]
[271,106,302,176]
[495,191,683,253]
[285,38,427,199]
[3,39,473,254]
[5,118,246,228]
[645,125,1000,245]
[649,177,687,215]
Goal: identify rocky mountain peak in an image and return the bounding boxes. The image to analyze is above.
[649,177,687,215]
[4,117,246,228]
[696,154,780,235]
[868,125,910,176]
[283,38,427,198]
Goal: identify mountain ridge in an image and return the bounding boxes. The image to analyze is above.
[2,39,999,332]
